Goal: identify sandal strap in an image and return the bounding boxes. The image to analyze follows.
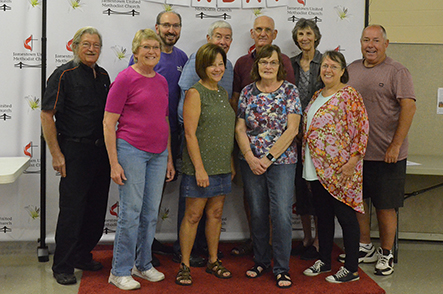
[208,260,231,277]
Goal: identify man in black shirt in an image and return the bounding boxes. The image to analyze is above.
[41,27,111,285]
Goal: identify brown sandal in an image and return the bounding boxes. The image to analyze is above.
[205,259,232,279]
[175,263,192,286]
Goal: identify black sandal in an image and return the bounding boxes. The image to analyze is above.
[176,263,192,286]
[245,263,270,278]
[276,272,292,289]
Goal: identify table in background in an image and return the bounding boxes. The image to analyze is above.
[0,157,30,184]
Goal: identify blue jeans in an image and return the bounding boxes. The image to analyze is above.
[111,139,167,276]
[240,160,295,275]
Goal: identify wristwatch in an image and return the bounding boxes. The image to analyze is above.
[266,152,277,162]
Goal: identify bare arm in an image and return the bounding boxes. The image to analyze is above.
[385,98,416,163]
[165,117,176,182]
[103,111,126,185]
[230,91,240,112]
[40,109,66,177]
[183,88,209,187]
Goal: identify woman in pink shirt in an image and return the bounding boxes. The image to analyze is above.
[103,29,175,291]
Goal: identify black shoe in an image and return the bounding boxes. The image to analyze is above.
[291,242,309,256]
[300,245,320,261]
[199,246,224,259]
[53,272,77,285]
[172,251,206,267]
[152,238,174,255]
[74,260,103,271]
[152,254,160,267]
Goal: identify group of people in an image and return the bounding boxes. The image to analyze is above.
[41,9,415,292]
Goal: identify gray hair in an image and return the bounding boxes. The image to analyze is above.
[362,24,388,41]
[291,18,322,50]
[207,20,233,39]
[72,26,102,64]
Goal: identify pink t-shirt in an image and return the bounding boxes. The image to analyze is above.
[105,66,169,154]
[348,57,415,161]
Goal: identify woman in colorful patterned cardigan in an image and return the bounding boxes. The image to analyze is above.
[301,50,369,283]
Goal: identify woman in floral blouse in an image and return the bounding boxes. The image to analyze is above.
[301,51,369,283]
[235,45,302,289]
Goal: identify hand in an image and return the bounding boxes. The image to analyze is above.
[337,160,356,187]
[165,160,176,182]
[384,144,400,163]
[52,152,66,177]
[111,163,127,185]
[195,168,209,188]
[246,155,268,176]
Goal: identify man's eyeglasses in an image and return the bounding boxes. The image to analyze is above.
[81,42,101,49]
[158,23,181,30]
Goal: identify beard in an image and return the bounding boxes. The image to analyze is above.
[160,33,179,47]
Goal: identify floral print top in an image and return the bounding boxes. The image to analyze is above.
[303,86,369,213]
[238,81,302,165]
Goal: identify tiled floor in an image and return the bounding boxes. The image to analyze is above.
[0,239,442,294]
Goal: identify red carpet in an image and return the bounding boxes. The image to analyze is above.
[79,242,385,294]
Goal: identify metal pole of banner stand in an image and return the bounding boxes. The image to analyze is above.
[38,0,49,263]
[365,0,369,27]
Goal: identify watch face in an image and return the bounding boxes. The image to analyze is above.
[266,153,274,161]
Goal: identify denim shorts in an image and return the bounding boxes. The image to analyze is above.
[181,173,231,198]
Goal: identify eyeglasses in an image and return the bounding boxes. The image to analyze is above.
[81,42,101,49]
[158,23,181,30]
[139,45,160,51]
[254,27,274,35]
[258,60,279,67]
[321,64,341,71]
[212,34,232,42]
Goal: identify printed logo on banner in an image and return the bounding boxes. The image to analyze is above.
[111,45,128,61]
[0,217,13,234]
[68,0,82,10]
[53,38,73,65]
[104,201,119,233]
[0,104,13,121]
[23,140,40,174]
[102,0,141,16]
[13,34,42,69]
[335,5,352,21]
[0,2,12,11]
[29,0,41,8]
[287,0,323,24]
[25,205,40,220]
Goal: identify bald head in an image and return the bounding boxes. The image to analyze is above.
[250,15,277,51]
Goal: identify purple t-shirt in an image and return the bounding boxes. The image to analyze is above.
[105,66,169,153]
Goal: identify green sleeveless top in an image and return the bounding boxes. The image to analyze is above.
[182,82,235,176]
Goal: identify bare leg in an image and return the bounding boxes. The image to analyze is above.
[357,200,372,244]
[179,198,207,268]
[205,195,225,264]
[376,208,397,251]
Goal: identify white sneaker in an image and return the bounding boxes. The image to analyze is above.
[374,248,394,276]
[303,260,331,277]
[108,273,141,290]
[132,266,165,282]
[326,266,360,283]
[338,243,378,263]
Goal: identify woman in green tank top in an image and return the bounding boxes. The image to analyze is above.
[176,43,235,286]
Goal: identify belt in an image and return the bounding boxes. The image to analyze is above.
[59,135,105,147]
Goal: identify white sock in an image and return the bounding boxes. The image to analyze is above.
[359,242,373,250]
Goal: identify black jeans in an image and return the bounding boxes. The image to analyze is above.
[52,139,110,274]
[310,181,360,273]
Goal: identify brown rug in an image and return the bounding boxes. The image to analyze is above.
[78,242,385,294]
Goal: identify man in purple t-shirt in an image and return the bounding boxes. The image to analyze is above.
[129,10,189,263]
[345,25,416,276]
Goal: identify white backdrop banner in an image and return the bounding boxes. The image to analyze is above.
[0,0,365,242]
